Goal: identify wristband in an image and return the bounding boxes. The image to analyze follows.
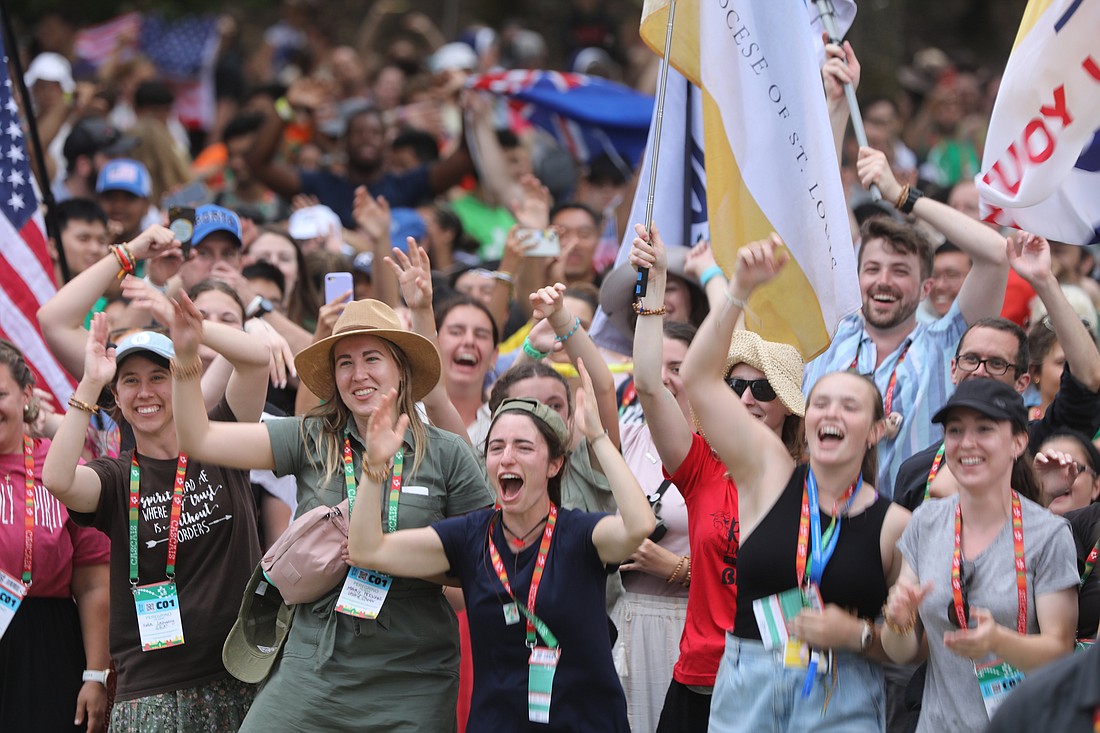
[492,270,514,284]
[522,336,550,361]
[82,669,110,685]
[274,97,294,122]
[554,316,581,344]
[143,274,168,293]
[699,265,725,288]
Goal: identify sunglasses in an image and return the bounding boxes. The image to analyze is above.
[725,377,777,402]
[947,562,972,629]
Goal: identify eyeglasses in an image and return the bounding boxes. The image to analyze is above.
[955,353,1012,376]
[947,562,972,629]
[725,377,777,402]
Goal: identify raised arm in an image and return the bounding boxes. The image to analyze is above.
[42,313,113,513]
[38,225,180,378]
[199,316,272,423]
[245,97,303,201]
[630,222,694,473]
[679,234,796,494]
[858,146,1008,324]
[169,295,276,470]
[346,389,451,575]
[387,238,470,441]
[821,40,860,163]
[529,283,621,449]
[580,360,656,563]
[1010,232,1100,391]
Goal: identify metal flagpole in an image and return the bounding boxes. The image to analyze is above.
[813,0,881,201]
[635,0,679,299]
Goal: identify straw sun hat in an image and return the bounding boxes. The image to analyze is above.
[725,330,806,417]
[294,300,442,402]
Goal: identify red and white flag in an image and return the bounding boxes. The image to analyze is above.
[0,38,75,405]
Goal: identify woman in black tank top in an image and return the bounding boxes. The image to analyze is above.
[679,234,911,733]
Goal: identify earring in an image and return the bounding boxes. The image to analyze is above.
[23,404,28,413]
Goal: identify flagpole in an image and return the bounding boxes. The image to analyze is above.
[0,0,66,279]
[813,0,881,201]
[635,0,679,299]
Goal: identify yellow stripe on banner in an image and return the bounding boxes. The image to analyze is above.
[1012,0,1058,52]
[640,0,701,83]
[701,93,831,360]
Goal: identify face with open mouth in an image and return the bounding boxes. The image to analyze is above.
[805,372,881,466]
[437,305,496,389]
[858,238,929,331]
[942,408,1023,490]
[332,333,403,422]
[114,355,173,434]
[485,413,564,514]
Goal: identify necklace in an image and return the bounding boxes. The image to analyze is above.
[501,513,550,549]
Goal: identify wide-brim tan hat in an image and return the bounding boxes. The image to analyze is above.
[294,299,442,402]
[598,247,705,341]
[725,330,806,417]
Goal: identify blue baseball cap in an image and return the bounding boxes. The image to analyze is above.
[193,204,242,248]
[114,331,175,367]
[96,159,151,198]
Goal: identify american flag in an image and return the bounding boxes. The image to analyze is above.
[73,12,143,70]
[0,40,75,406]
[140,13,221,131]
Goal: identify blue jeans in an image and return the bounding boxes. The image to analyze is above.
[709,635,886,733]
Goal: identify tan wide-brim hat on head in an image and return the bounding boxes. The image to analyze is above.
[726,330,806,417]
[294,299,442,403]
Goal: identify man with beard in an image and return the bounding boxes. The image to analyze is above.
[802,146,1009,498]
[246,93,475,229]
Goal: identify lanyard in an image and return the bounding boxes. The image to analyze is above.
[488,504,559,648]
[924,443,947,502]
[850,340,911,417]
[128,453,189,585]
[952,492,1026,634]
[1082,537,1100,586]
[796,468,861,589]
[618,379,637,414]
[21,435,34,585]
[342,437,403,533]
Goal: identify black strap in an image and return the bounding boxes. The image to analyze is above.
[647,478,673,506]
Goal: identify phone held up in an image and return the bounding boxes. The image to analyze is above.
[518,228,561,258]
[324,271,354,305]
[167,207,196,259]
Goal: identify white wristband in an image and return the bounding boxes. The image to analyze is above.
[82,669,110,685]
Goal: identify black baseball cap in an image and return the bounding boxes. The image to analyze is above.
[932,379,1028,430]
[63,118,137,164]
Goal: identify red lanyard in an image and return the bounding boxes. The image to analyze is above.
[952,492,1026,633]
[795,473,859,590]
[488,504,558,647]
[618,379,637,414]
[924,443,946,502]
[128,453,189,585]
[850,340,911,417]
[21,435,34,585]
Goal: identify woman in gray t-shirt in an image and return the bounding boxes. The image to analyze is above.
[882,379,1079,732]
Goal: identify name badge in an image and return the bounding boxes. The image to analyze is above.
[752,584,822,651]
[975,658,1025,718]
[528,645,560,724]
[133,580,185,651]
[335,567,392,619]
[0,570,26,641]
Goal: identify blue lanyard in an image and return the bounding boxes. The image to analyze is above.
[805,467,861,587]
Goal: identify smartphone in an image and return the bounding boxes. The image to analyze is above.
[324,271,354,305]
[518,228,561,258]
[167,206,196,259]
[162,180,211,208]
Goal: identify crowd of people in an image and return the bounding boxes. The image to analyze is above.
[2,2,1099,733]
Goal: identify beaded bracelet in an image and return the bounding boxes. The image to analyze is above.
[522,336,550,361]
[554,316,581,343]
[667,556,686,584]
[362,462,390,484]
[169,358,203,382]
[681,557,691,587]
[881,604,917,636]
[632,301,666,317]
[67,396,100,415]
[699,265,725,288]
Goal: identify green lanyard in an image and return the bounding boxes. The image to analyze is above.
[342,436,403,533]
[924,443,946,502]
[1083,537,1100,587]
[128,453,189,585]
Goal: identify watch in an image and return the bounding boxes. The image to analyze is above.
[859,620,874,652]
[82,669,110,685]
[246,295,274,319]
